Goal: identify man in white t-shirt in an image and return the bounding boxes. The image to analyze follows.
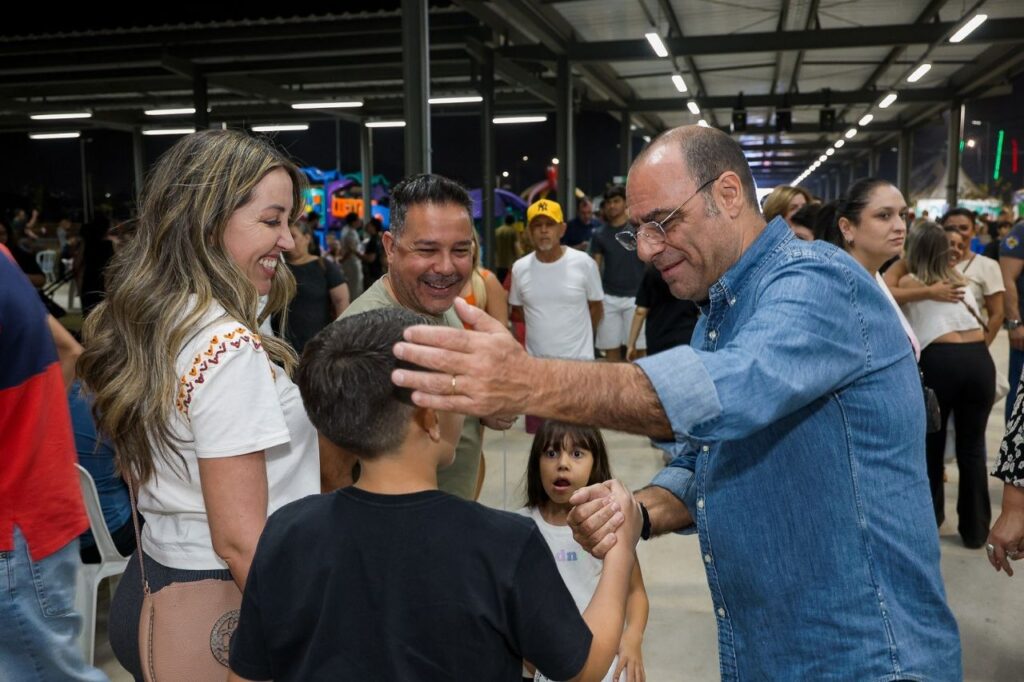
[510,199,604,361]
[945,208,1005,343]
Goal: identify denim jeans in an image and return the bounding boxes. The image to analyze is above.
[1006,346,1024,423]
[0,526,108,682]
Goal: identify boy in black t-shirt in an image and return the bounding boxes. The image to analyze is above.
[228,308,640,682]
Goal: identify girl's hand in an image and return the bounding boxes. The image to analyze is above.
[927,281,964,302]
[614,632,645,682]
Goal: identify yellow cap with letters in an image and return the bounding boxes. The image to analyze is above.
[527,198,564,225]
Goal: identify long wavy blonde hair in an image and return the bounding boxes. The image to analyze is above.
[78,129,303,484]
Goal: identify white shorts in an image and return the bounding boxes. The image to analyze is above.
[596,294,645,350]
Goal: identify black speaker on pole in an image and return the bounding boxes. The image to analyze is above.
[820,108,836,132]
[731,109,747,133]
[775,109,792,132]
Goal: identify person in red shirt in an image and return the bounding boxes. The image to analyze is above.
[0,242,106,681]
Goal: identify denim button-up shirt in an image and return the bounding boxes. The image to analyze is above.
[636,217,961,681]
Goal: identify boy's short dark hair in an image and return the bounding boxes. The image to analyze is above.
[295,308,430,459]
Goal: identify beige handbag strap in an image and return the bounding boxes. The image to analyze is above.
[127,477,151,595]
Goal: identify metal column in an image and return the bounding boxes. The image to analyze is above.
[79,137,91,222]
[946,102,963,211]
[868,147,880,178]
[360,124,374,224]
[897,129,912,201]
[848,162,857,189]
[556,57,575,221]
[833,170,842,200]
[335,120,343,173]
[619,112,632,178]
[402,0,430,175]
[480,49,496,268]
[193,75,209,130]
[132,127,145,199]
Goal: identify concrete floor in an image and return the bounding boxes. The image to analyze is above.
[91,336,1023,681]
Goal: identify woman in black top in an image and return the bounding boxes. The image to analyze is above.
[275,222,349,353]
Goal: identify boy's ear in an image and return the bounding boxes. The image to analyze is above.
[412,406,442,443]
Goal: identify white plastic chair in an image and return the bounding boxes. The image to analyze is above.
[74,464,130,665]
[35,249,57,284]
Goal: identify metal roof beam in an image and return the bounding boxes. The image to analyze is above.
[589,87,952,112]
[497,18,1024,61]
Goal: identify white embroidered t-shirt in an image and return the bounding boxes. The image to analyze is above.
[139,303,320,570]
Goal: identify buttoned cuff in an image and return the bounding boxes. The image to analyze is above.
[650,455,699,536]
[636,345,722,447]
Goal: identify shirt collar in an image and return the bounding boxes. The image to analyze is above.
[703,216,793,313]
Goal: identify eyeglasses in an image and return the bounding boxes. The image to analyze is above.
[614,175,720,251]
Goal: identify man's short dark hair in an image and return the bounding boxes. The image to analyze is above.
[344,211,360,225]
[576,195,592,208]
[603,185,626,201]
[295,308,430,459]
[941,207,975,226]
[389,173,472,239]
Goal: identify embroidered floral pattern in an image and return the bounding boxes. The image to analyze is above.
[176,327,267,417]
[995,392,1024,487]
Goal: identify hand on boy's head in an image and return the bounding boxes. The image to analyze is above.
[392,298,532,417]
[567,482,622,559]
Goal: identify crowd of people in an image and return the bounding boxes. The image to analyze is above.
[2,124,1023,681]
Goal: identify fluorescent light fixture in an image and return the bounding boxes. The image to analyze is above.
[145,107,196,116]
[522,155,529,161]
[698,119,709,128]
[29,131,80,140]
[949,14,987,43]
[365,121,406,128]
[671,74,688,93]
[642,135,652,143]
[687,100,700,115]
[834,139,846,149]
[30,112,91,120]
[252,124,309,132]
[428,96,483,105]
[826,148,835,156]
[844,127,858,139]
[966,138,976,148]
[291,101,363,110]
[551,157,560,165]
[906,63,932,83]
[818,155,827,162]
[142,128,195,136]
[858,114,874,126]
[501,171,509,178]
[879,92,898,109]
[645,32,669,58]
[493,115,548,124]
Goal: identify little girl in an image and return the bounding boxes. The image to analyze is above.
[519,420,648,682]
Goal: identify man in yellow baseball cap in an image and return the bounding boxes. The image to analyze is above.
[511,198,605,433]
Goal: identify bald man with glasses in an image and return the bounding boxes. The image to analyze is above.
[391,126,962,680]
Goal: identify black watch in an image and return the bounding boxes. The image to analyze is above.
[638,502,652,541]
[1005,319,1023,331]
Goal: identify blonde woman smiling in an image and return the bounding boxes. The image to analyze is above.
[78,130,321,680]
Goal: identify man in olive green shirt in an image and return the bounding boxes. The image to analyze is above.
[340,174,516,499]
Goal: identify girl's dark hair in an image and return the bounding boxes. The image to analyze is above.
[525,420,612,508]
[790,203,820,231]
[814,201,842,246]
